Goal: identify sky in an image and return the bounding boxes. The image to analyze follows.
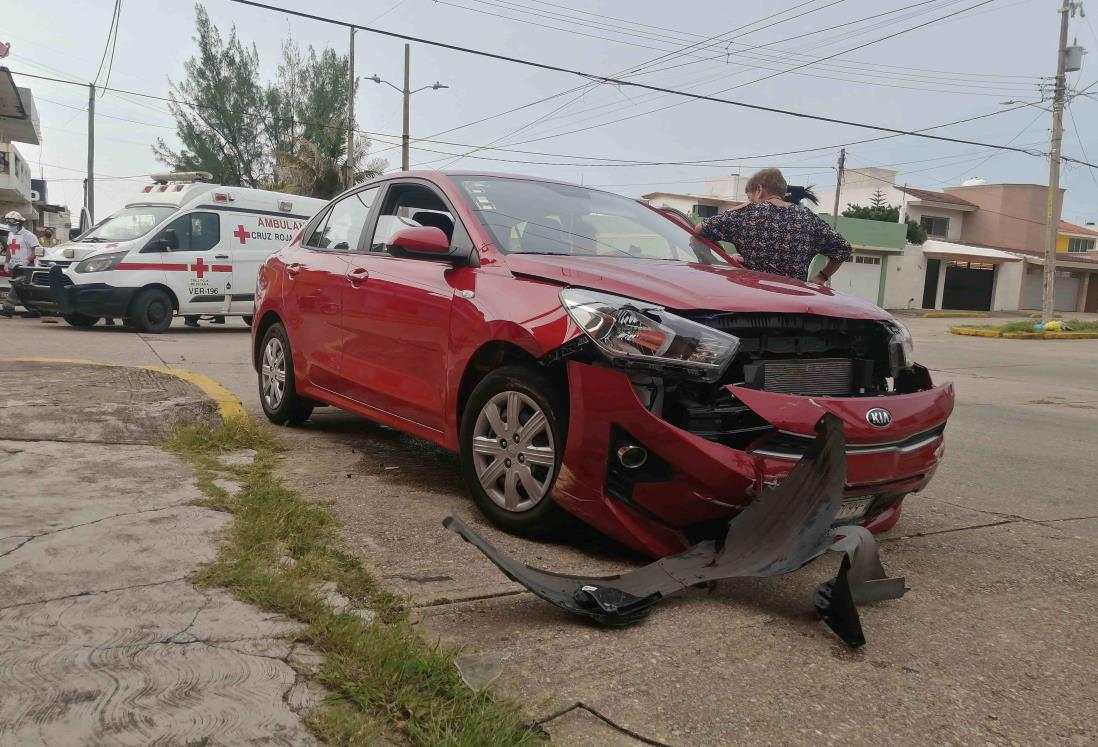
[6,0,1098,223]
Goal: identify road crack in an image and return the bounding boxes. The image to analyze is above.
[0,577,188,612]
[0,503,188,559]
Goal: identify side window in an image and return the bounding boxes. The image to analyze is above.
[188,212,219,252]
[148,212,219,252]
[304,207,332,249]
[368,183,456,253]
[305,187,378,251]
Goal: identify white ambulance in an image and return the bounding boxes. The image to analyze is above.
[20,173,326,332]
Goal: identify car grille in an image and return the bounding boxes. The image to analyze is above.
[31,271,51,286]
[757,358,853,396]
[36,260,72,268]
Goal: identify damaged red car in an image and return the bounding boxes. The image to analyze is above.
[253,172,954,558]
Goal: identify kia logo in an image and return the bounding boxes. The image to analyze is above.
[866,408,892,428]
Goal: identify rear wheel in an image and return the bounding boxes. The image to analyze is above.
[127,287,174,333]
[259,322,314,426]
[459,365,568,537]
[62,313,99,328]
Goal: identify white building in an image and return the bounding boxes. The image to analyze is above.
[0,67,41,222]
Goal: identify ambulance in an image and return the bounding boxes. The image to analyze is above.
[18,173,326,331]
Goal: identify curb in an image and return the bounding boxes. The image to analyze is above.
[948,326,1000,337]
[924,311,992,318]
[0,357,248,421]
[948,327,1098,340]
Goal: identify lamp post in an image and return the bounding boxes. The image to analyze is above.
[365,44,449,171]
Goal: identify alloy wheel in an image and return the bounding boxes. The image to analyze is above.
[471,390,557,512]
[261,337,286,410]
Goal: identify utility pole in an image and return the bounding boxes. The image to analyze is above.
[402,43,411,172]
[830,148,846,228]
[345,28,356,189]
[1041,0,1073,323]
[87,83,95,224]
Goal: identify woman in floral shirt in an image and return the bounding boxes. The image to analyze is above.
[696,168,851,285]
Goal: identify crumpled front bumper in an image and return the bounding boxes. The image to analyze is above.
[446,413,907,647]
[552,361,955,558]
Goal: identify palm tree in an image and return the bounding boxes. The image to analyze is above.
[275,117,386,199]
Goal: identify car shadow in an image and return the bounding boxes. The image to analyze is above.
[300,408,650,566]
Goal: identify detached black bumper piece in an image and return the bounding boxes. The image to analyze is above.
[48,266,136,318]
[444,413,906,647]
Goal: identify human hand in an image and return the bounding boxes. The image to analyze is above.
[811,273,830,286]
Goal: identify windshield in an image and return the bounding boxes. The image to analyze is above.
[453,176,730,264]
[80,205,177,242]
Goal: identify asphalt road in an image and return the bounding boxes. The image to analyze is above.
[2,312,1096,744]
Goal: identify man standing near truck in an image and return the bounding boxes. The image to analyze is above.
[1,211,41,318]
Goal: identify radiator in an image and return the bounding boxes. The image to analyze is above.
[761,358,853,396]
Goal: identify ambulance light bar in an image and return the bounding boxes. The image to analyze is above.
[149,171,214,184]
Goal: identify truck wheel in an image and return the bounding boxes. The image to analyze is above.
[242,315,254,327]
[63,313,100,328]
[259,322,314,426]
[459,365,569,537]
[128,287,174,333]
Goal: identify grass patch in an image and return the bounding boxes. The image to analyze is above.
[165,417,536,746]
[953,319,1098,335]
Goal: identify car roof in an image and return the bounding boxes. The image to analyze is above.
[358,170,624,197]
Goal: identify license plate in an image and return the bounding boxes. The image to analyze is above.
[835,497,874,522]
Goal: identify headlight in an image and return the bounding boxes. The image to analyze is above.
[560,288,739,381]
[75,251,128,274]
[887,320,915,373]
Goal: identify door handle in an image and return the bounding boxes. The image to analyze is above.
[215,254,229,259]
[348,267,369,285]
[286,262,302,277]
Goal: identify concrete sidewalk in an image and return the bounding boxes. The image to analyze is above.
[0,361,319,746]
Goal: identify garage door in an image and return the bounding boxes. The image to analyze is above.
[1022,268,1081,311]
[941,261,995,311]
[830,253,882,305]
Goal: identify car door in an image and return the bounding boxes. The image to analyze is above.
[338,180,465,433]
[279,193,374,392]
[145,211,226,315]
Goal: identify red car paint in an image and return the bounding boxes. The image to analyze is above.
[254,171,954,558]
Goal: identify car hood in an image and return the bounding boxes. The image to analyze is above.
[503,255,891,320]
[39,240,131,263]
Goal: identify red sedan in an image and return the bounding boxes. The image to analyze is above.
[252,172,953,558]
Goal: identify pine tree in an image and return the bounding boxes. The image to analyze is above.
[869,188,888,208]
[153,4,270,186]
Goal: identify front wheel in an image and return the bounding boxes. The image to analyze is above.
[63,313,100,328]
[127,287,174,333]
[259,322,314,426]
[459,365,568,537]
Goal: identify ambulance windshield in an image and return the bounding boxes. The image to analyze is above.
[80,205,177,242]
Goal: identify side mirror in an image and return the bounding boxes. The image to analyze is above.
[145,228,179,253]
[388,226,451,259]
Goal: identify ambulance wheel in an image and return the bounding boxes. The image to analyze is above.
[259,322,313,426]
[242,315,254,327]
[63,313,100,328]
[128,287,174,333]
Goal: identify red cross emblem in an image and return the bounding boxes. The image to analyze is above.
[191,257,209,278]
[233,225,249,244]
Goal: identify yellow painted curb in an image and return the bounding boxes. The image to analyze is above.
[925,311,992,318]
[1,357,248,421]
[948,326,1001,337]
[1001,331,1098,340]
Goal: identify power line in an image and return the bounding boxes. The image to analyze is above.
[462,0,1006,150]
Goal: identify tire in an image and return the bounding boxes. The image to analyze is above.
[242,315,254,327]
[258,322,314,426]
[127,287,174,333]
[459,365,568,537]
[63,313,100,328]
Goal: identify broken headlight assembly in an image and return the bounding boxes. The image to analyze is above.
[560,288,739,382]
[885,320,915,376]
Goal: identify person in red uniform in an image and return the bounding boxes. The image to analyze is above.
[696,168,851,285]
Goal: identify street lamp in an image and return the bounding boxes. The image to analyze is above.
[365,44,450,171]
